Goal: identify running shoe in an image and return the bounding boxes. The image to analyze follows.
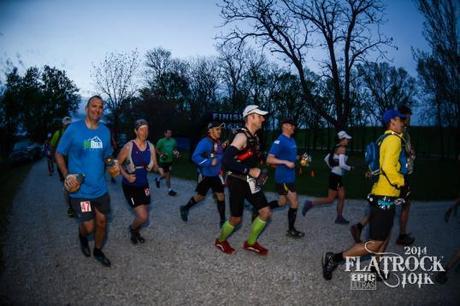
[135,231,145,243]
[301,200,313,216]
[168,190,177,196]
[242,241,268,256]
[396,233,415,246]
[215,239,235,254]
[322,252,338,280]
[334,215,350,224]
[180,205,189,222]
[286,228,305,239]
[155,178,160,188]
[79,233,91,257]
[350,224,362,243]
[93,248,111,267]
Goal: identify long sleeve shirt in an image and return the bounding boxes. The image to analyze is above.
[192,137,223,177]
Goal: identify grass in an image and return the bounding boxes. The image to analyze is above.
[173,151,459,201]
[0,160,33,273]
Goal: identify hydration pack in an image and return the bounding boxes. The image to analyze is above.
[123,140,155,174]
[365,132,408,181]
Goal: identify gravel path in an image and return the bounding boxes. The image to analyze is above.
[0,159,459,305]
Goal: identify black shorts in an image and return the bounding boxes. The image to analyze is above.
[227,176,269,218]
[328,173,343,191]
[122,183,151,208]
[368,195,396,241]
[196,176,224,196]
[159,162,173,173]
[70,193,111,223]
[275,182,296,196]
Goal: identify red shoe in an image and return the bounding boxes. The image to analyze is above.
[215,239,235,254]
[243,241,268,256]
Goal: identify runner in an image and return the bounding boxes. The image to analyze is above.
[180,121,226,227]
[51,116,74,217]
[321,109,406,280]
[215,105,272,256]
[350,105,416,245]
[55,95,119,267]
[44,133,54,176]
[266,118,305,238]
[302,131,353,224]
[117,119,158,244]
[155,129,179,196]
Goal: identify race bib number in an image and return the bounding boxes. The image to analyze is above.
[247,177,261,194]
[144,188,150,196]
[80,201,92,213]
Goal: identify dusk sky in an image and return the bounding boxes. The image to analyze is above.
[1,0,429,97]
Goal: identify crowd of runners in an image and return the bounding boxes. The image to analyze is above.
[48,95,458,283]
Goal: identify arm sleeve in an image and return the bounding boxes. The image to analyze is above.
[223,145,250,175]
[381,136,404,188]
[338,154,351,171]
[192,139,211,167]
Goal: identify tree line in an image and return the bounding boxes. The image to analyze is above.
[0,0,458,159]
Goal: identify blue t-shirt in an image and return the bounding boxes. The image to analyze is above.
[269,134,297,183]
[122,141,151,188]
[57,120,112,199]
[192,137,223,177]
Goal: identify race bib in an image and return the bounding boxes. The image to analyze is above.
[80,201,92,213]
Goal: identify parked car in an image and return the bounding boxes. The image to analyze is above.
[9,139,42,163]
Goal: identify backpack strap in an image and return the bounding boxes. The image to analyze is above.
[146,141,155,171]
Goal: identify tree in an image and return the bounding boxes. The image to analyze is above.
[219,0,393,130]
[92,50,140,137]
[0,65,79,153]
[357,62,417,125]
[415,0,459,158]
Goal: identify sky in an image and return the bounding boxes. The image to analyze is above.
[0,0,429,97]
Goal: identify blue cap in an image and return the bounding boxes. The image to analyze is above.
[383,109,406,125]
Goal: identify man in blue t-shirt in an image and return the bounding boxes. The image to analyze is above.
[56,95,119,267]
[266,118,305,238]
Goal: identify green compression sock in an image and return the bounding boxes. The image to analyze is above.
[218,221,235,242]
[247,217,267,245]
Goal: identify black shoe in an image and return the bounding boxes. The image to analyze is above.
[350,224,362,243]
[396,233,415,246]
[135,231,145,243]
[322,252,338,280]
[79,233,91,257]
[180,205,189,222]
[155,178,160,188]
[286,228,305,239]
[93,248,111,267]
[67,207,76,218]
[168,190,177,196]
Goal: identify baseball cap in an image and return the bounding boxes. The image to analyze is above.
[337,130,352,140]
[242,105,268,118]
[135,119,149,130]
[62,116,72,126]
[207,121,225,129]
[383,109,406,125]
[281,118,296,126]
